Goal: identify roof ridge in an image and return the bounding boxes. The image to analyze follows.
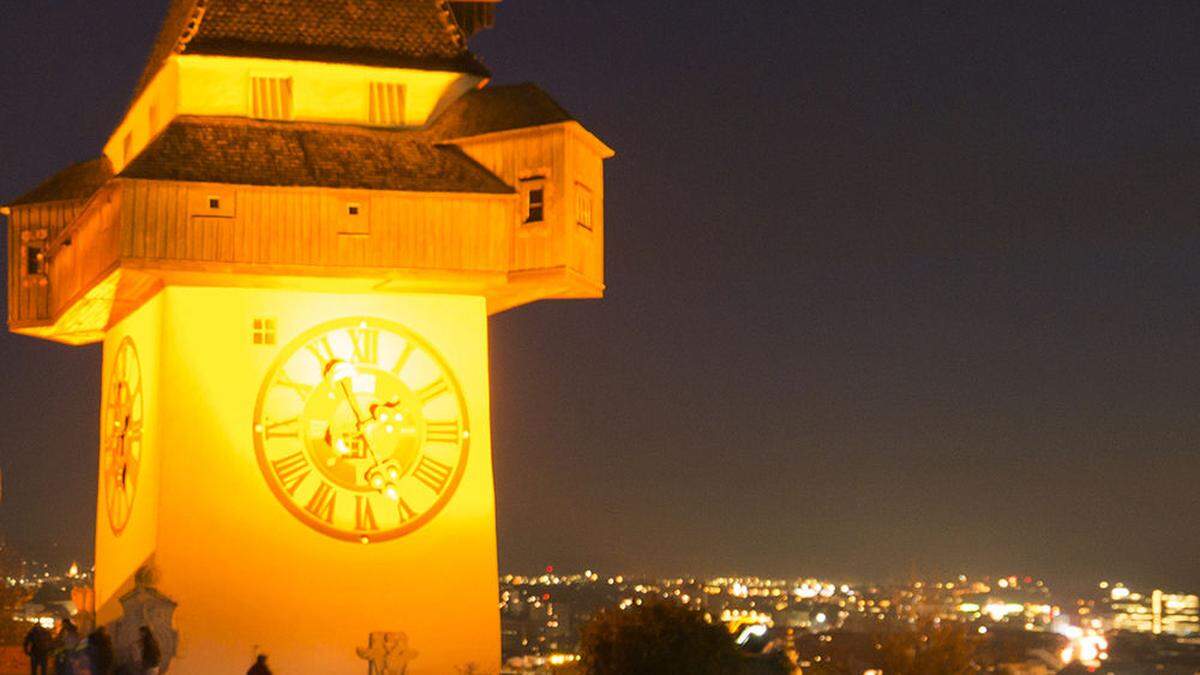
[169,114,440,140]
[435,0,469,50]
[130,0,491,107]
[175,0,208,54]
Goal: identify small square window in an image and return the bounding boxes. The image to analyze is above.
[252,318,277,345]
[348,203,361,216]
[208,196,221,210]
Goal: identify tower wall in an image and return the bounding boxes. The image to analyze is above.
[96,286,501,673]
[95,295,165,622]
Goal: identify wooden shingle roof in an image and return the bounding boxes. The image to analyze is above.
[119,116,513,194]
[134,0,488,101]
[428,83,576,140]
[9,158,114,206]
[9,84,584,205]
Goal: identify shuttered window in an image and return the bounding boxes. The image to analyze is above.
[369,82,406,126]
[576,184,594,230]
[250,76,293,120]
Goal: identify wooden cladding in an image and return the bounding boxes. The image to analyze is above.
[119,181,514,273]
[250,76,294,120]
[8,121,610,332]
[7,200,92,325]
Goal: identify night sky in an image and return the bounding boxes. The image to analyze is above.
[1,1,1198,595]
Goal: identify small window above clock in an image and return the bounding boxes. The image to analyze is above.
[252,318,277,345]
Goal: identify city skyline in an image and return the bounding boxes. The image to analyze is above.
[2,0,1199,596]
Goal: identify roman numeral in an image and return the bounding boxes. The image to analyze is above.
[306,482,337,524]
[425,420,461,445]
[272,452,311,496]
[349,328,380,364]
[417,378,449,404]
[412,456,453,494]
[391,342,415,376]
[264,417,302,440]
[305,337,337,368]
[397,498,416,523]
[355,496,379,531]
[274,373,314,399]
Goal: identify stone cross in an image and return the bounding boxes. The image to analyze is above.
[356,632,418,675]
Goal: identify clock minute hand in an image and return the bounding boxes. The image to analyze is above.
[328,361,369,427]
[326,361,387,469]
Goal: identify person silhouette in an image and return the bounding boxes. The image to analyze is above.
[87,626,115,675]
[138,626,161,675]
[23,623,51,675]
[247,654,272,675]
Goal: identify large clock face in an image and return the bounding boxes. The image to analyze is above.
[103,337,143,535]
[253,317,470,543]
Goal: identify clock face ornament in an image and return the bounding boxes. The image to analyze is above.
[253,317,470,543]
[104,337,144,535]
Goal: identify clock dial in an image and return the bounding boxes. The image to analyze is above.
[103,337,143,535]
[253,318,470,543]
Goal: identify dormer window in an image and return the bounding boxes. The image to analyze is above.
[251,76,294,120]
[521,176,546,224]
[369,82,406,126]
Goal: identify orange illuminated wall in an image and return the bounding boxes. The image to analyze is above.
[94,286,500,674]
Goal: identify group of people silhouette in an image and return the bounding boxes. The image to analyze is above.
[23,617,276,674]
[22,620,159,675]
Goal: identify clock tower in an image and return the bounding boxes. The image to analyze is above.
[4,1,611,672]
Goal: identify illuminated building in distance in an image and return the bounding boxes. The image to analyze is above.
[4,1,611,672]
[1097,583,1200,637]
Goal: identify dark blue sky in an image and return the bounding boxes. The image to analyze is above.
[1,1,1198,594]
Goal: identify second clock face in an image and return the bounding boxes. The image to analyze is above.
[253,317,470,543]
[103,337,143,535]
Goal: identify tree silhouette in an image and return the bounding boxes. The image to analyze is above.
[877,620,978,675]
[579,600,751,675]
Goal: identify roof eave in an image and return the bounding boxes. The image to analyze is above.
[183,40,492,78]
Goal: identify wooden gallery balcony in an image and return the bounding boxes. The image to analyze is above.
[7,90,611,345]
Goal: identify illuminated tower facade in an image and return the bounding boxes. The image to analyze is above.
[4,1,611,672]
